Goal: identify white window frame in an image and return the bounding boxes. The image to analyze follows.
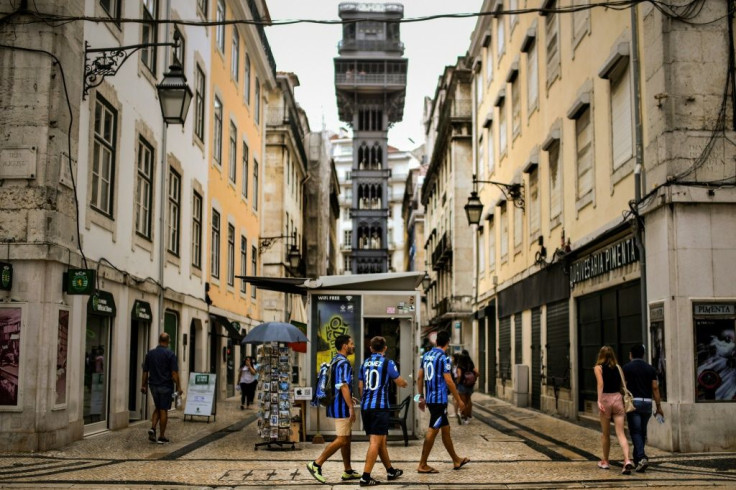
[216,0,225,53]
[135,137,153,239]
[211,209,220,278]
[167,168,181,255]
[227,223,235,287]
[231,27,239,81]
[213,96,223,166]
[91,96,116,217]
[229,122,237,183]
[192,191,202,268]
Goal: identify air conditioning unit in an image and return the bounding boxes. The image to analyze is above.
[512,364,529,407]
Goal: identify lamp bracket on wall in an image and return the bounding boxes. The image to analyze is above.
[83,34,180,99]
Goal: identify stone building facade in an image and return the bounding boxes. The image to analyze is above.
[462,0,736,451]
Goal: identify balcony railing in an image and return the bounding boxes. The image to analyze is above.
[350,208,389,219]
[351,168,392,179]
[338,39,405,53]
[437,297,450,316]
[246,0,277,79]
[431,232,452,270]
[335,73,407,86]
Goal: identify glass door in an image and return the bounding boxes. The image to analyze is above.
[129,320,149,421]
[84,315,110,434]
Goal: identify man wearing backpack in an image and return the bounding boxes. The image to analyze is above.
[357,336,408,486]
[307,335,361,483]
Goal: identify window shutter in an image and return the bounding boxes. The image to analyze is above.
[576,108,593,197]
[611,65,633,169]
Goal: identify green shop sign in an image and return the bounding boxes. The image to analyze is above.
[0,262,11,291]
[64,269,96,295]
[132,300,152,321]
[87,290,116,317]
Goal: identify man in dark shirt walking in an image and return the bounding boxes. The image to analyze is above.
[623,344,663,472]
[416,330,469,474]
[141,332,181,444]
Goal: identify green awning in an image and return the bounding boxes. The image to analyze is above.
[210,314,242,340]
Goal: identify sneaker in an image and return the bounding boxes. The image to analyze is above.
[306,461,326,484]
[156,437,170,444]
[341,469,361,480]
[147,428,156,443]
[636,458,649,473]
[387,468,403,480]
[622,460,634,475]
[597,461,610,470]
[359,476,381,487]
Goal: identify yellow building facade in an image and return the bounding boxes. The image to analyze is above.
[205,0,276,397]
[469,1,640,417]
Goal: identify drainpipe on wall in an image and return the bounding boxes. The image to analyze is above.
[157,0,172,336]
[631,2,648,351]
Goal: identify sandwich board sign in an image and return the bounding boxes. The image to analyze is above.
[184,372,217,422]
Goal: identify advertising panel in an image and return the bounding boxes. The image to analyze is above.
[56,309,69,406]
[0,307,21,406]
[694,303,736,402]
[311,295,361,379]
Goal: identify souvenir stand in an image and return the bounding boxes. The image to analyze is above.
[254,341,295,450]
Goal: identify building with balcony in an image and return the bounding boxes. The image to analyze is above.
[334,2,408,274]
[421,58,475,348]
[466,0,736,452]
[305,130,340,278]
[261,73,309,324]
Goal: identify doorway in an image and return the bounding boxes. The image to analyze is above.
[531,308,541,409]
[84,315,110,434]
[363,317,412,407]
[129,319,150,421]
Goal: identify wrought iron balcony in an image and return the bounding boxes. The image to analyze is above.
[350,208,390,219]
[335,73,407,88]
[351,168,392,179]
[338,39,405,54]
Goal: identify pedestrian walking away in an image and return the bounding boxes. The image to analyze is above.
[623,344,664,473]
[593,345,633,474]
[357,336,409,486]
[416,330,470,474]
[306,335,361,484]
[239,356,257,409]
[456,349,479,424]
[141,332,182,444]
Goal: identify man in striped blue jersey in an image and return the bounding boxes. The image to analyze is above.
[416,330,470,473]
[307,335,361,483]
[357,336,408,486]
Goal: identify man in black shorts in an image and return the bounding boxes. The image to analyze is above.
[141,332,181,444]
[416,331,469,473]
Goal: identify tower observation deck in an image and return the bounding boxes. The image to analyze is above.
[334,2,407,274]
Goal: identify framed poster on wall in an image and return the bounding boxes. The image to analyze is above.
[310,295,361,384]
[693,303,736,402]
[55,308,70,407]
[0,305,24,409]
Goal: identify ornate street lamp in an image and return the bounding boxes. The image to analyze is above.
[465,174,525,226]
[156,62,193,125]
[421,272,431,291]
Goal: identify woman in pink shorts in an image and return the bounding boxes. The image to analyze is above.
[593,346,633,474]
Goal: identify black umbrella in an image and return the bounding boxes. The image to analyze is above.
[240,321,309,344]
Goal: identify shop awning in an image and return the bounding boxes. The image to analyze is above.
[209,313,242,340]
[235,275,308,295]
[235,272,425,296]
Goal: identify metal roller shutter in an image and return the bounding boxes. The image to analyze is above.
[499,316,512,380]
[545,300,570,388]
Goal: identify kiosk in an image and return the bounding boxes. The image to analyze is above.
[302,273,423,440]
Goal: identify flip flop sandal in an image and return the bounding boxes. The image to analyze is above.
[453,458,470,470]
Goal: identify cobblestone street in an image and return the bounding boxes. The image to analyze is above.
[1,394,733,489]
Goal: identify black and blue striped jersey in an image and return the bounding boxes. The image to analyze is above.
[421,347,451,404]
[359,353,400,410]
[326,354,352,418]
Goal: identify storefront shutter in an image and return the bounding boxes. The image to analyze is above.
[545,300,570,387]
[499,316,512,380]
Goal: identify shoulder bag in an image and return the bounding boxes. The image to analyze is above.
[616,365,636,413]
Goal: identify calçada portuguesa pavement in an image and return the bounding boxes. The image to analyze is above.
[0,393,734,489]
